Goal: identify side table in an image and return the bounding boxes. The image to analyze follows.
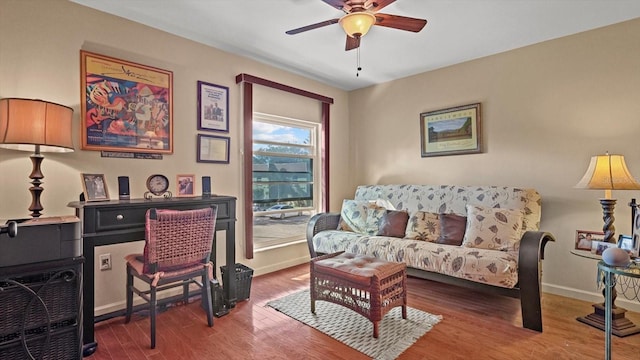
[571,249,640,336]
[598,260,640,360]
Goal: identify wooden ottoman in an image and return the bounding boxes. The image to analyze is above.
[310,251,407,338]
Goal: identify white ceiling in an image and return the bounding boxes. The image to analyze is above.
[70,0,640,91]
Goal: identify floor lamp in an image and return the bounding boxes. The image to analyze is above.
[0,98,74,217]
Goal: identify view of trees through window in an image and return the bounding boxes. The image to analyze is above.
[252,114,319,247]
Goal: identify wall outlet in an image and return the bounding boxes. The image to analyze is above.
[99,253,112,271]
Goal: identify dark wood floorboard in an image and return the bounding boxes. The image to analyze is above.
[88,264,640,359]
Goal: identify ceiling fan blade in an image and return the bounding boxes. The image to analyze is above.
[374,13,427,32]
[366,0,396,12]
[285,19,340,35]
[345,35,360,51]
[321,0,348,11]
[322,0,397,12]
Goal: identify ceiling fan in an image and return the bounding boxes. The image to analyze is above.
[285,0,427,51]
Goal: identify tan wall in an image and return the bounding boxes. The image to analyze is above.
[349,18,640,311]
[0,0,351,314]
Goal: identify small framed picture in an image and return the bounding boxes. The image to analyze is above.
[176,174,196,197]
[197,134,230,164]
[592,240,616,255]
[81,173,110,202]
[618,234,635,253]
[197,81,229,133]
[575,230,604,251]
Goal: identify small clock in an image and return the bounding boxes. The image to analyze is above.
[144,174,172,199]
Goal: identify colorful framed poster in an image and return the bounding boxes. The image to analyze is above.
[420,103,481,157]
[80,50,173,154]
[197,81,229,132]
[197,134,230,164]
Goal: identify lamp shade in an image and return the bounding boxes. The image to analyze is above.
[0,98,74,153]
[339,12,376,38]
[575,153,640,198]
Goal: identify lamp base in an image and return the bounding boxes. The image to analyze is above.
[577,303,640,337]
[28,152,44,217]
[599,198,617,243]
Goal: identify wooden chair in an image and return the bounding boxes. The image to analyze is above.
[124,207,217,349]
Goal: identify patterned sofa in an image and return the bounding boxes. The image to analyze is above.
[306,185,555,332]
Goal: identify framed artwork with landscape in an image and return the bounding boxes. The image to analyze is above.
[420,103,481,157]
[197,81,229,132]
[80,51,173,154]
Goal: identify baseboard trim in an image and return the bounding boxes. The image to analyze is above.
[252,256,310,277]
[542,282,640,313]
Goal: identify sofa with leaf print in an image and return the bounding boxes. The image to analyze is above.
[306,185,555,332]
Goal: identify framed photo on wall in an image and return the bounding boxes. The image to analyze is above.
[80,51,173,154]
[197,81,229,132]
[176,174,196,197]
[197,134,230,164]
[420,103,481,157]
[81,173,110,202]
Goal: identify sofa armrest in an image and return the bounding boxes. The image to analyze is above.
[518,231,556,331]
[306,212,341,258]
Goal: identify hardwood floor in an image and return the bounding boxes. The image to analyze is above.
[89,264,640,359]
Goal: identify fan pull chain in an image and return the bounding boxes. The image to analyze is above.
[356,46,362,77]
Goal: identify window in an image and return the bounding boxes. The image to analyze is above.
[252,113,320,249]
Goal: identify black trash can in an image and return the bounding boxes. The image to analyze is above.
[221,263,254,301]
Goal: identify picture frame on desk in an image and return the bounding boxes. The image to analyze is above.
[80,173,110,202]
[176,174,196,197]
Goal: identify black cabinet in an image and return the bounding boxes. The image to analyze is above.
[0,257,83,360]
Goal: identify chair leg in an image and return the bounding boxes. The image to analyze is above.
[183,280,190,304]
[125,266,133,323]
[202,273,214,327]
[150,285,157,349]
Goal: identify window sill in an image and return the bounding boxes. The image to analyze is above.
[254,238,307,253]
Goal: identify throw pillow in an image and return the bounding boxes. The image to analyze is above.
[437,213,467,246]
[462,205,525,251]
[405,211,440,241]
[377,210,409,238]
[337,199,387,235]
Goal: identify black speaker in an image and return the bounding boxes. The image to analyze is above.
[117,176,130,200]
[202,176,211,197]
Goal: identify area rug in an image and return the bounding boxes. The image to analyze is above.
[266,289,442,360]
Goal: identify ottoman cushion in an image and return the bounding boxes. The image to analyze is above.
[313,252,403,286]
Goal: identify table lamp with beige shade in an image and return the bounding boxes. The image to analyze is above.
[0,98,74,217]
[575,152,640,243]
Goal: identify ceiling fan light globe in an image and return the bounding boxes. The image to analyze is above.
[339,12,376,38]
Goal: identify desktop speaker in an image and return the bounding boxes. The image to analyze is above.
[202,176,211,197]
[118,176,130,200]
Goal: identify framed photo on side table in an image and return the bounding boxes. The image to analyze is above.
[197,81,229,132]
[197,134,230,164]
[176,174,196,197]
[575,230,604,251]
[420,103,481,157]
[618,234,636,256]
[81,173,110,202]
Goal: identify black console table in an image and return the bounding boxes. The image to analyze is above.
[68,195,237,356]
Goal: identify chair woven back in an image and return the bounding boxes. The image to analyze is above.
[142,207,217,274]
